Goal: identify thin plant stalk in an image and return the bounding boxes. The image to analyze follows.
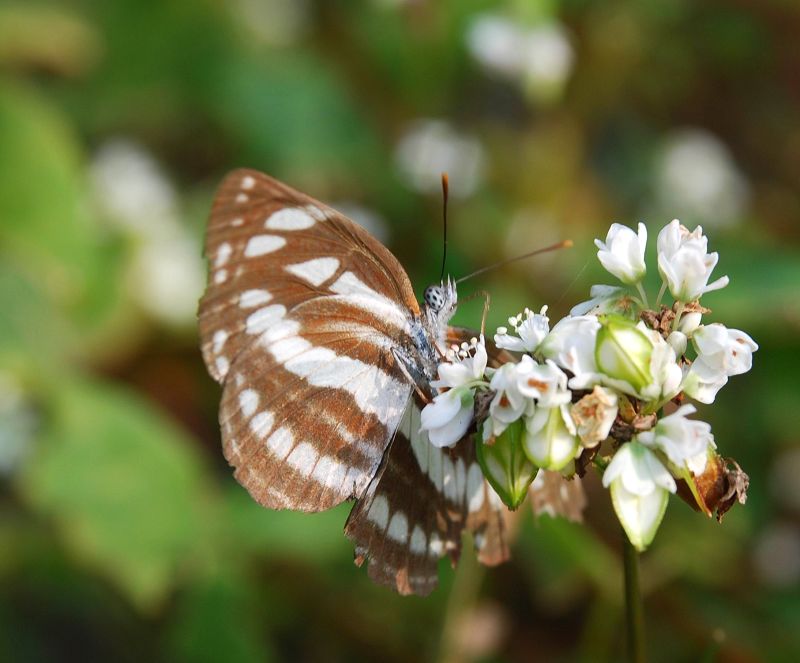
[623,531,646,663]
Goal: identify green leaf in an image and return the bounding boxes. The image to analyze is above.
[18,377,216,610]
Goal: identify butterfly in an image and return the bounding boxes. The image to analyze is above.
[198,169,582,595]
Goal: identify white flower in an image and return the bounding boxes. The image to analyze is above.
[466,15,574,102]
[515,357,571,407]
[523,404,579,471]
[570,284,630,316]
[657,219,729,302]
[637,405,716,474]
[646,331,683,402]
[571,386,618,448]
[494,306,550,353]
[681,324,758,404]
[666,331,688,356]
[485,362,527,439]
[692,323,758,377]
[681,359,729,404]
[421,336,488,447]
[433,336,488,389]
[603,441,676,551]
[594,222,648,285]
[420,388,474,448]
[539,315,602,390]
[678,311,702,336]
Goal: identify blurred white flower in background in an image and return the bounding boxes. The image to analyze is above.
[655,129,749,227]
[0,372,36,476]
[394,119,486,198]
[89,139,205,327]
[230,0,310,46]
[467,14,574,102]
[753,523,800,588]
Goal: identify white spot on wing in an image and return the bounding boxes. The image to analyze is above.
[235,193,248,204]
[232,217,244,227]
[429,531,444,556]
[367,494,390,530]
[241,175,255,189]
[443,455,457,502]
[239,389,259,417]
[215,242,232,268]
[287,441,318,475]
[214,269,227,284]
[466,463,485,513]
[212,330,228,354]
[250,411,275,440]
[215,356,229,376]
[246,304,286,334]
[410,525,427,554]
[239,289,272,308]
[244,234,286,257]
[270,335,312,363]
[387,512,408,543]
[266,425,292,459]
[312,455,348,491]
[265,207,316,231]
[286,257,340,286]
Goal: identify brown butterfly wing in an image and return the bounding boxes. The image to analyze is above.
[199,170,423,512]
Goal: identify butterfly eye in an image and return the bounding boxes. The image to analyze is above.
[424,285,445,311]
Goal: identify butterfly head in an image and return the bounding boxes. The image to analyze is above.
[423,277,458,335]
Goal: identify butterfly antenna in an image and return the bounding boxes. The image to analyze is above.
[439,173,449,282]
[455,239,573,285]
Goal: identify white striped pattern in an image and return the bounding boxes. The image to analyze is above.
[329,271,410,332]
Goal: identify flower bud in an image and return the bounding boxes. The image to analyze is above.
[477,419,539,510]
[594,222,647,285]
[523,404,579,471]
[602,441,676,551]
[595,315,654,396]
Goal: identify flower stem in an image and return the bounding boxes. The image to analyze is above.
[672,301,685,332]
[655,282,667,309]
[635,282,650,309]
[622,530,646,663]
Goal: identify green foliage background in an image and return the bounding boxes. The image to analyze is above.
[1,1,799,661]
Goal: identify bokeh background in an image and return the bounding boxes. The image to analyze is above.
[1,1,799,661]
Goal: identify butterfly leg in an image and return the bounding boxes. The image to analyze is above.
[392,348,433,405]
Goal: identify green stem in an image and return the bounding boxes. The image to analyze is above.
[623,531,646,663]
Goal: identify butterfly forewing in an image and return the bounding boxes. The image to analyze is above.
[200,170,423,511]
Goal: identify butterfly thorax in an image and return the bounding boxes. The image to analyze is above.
[395,277,457,399]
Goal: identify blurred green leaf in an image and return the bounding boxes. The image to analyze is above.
[19,377,216,610]
[222,487,351,563]
[168,572,274,663]
[0,80,125,367]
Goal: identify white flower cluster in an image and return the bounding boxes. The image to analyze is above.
[420,219,757,550]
